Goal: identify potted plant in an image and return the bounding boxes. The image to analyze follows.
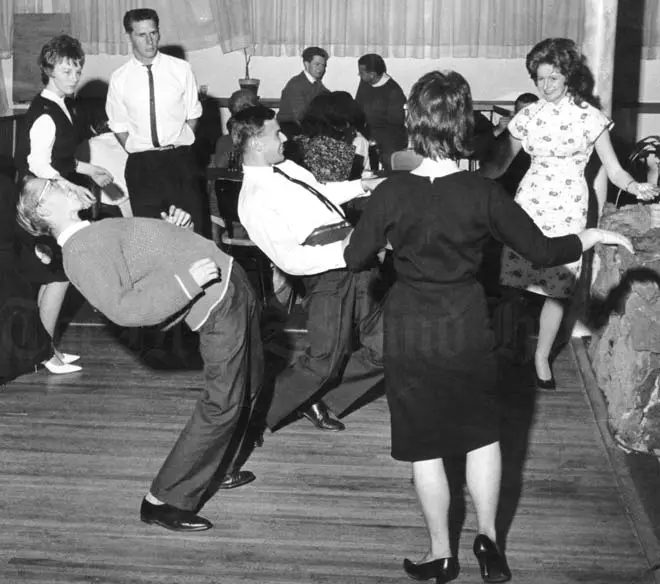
[238,47,260,95]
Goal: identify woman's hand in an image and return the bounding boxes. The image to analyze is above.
[56,178,96,208]
[88,165,113,188]
[578,228,634,254]
[161,205,194,229]
[629,180,660,202]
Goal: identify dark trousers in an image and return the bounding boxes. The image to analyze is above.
[266,268,384,429]
[150,264,264,511]
[125,146,206,236]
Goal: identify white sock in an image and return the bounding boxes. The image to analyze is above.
[145,492,165,505]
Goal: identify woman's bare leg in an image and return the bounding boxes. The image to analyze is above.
[412,458,452,561]
[535,296,564,380]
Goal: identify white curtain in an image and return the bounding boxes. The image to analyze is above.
[250,0,586,58]
[70,0,252,55]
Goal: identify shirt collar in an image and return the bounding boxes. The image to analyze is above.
[57,221,91,246]
[411,157,460,180]
[372,73,391,88]
[40,88,67,107]
[303,69,317,84]
[131,51,161,68]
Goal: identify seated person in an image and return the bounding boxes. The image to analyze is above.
[209,90,260,242]
[291,91,368,183]
[211,89,260,170]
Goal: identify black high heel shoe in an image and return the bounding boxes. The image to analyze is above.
[535,372,556,390]
[472,534,511,583]
[403,556,459,582]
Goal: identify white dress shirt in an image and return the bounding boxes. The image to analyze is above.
[106,52,202,153]
[27,89,72,179]
[238,159,366,276]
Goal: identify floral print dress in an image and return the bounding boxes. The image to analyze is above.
[499,95,612,299]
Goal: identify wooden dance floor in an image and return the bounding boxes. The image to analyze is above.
[2,318,659,583]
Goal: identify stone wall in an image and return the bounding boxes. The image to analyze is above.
[589,202,660,455]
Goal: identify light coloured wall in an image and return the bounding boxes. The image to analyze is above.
[5,44,660,138]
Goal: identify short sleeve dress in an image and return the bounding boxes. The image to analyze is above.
[499,95,612,299]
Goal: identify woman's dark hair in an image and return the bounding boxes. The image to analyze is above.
[358,53,386,76]
[300,91,365,143]
[526,38,599,108]
[123,8,159,33]
[38,35,85,85]
[406,70,474,161]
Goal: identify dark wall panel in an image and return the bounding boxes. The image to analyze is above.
[13,13,72,104]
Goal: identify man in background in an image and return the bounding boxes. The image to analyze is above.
[277,46,330,138]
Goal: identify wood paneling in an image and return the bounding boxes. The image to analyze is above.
[0,324,656,583]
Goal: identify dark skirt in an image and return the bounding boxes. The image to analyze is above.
[384,280,499,461]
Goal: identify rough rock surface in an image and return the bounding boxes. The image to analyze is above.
[589,202,660,454]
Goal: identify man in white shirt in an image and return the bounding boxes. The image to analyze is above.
[232,105,385,432]
[106,8,205,233]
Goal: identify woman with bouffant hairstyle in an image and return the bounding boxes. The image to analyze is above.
[344,69,636,583]
[481,38,658,390]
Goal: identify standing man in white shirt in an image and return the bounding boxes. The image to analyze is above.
[106,8,205,233]
[232,105,385,432]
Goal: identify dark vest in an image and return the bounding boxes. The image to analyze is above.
[17,94,79,179]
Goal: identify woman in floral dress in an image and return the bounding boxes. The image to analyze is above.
[482,37,658,389]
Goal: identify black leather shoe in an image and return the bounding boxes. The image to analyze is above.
[217,470,256,490]
[301,401,345,431]
[473,534,511,583]
[403,557,459,582]
[140,498,212,532]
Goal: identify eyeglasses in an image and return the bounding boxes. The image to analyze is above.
[36,179,53,206]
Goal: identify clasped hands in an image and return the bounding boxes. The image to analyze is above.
[158,206,219,287]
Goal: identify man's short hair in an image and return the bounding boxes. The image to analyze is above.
[514,92,539,113]
[230,106,276,153]
[302,46,329,63]
[123,8,159,33]
[16,176,53,237]
[38,35,85,86]
[358,53,386,76]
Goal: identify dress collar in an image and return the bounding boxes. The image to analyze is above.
[411,157,461,180]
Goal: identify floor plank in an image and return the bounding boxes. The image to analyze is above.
[1,324,657,583]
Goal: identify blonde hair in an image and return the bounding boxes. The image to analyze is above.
[16,176,54,237]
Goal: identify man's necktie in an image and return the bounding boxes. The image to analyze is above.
[272,165,346,219]
[146,64,160,148]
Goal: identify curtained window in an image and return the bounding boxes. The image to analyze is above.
[69,0,252,55]
[249,0,586,59]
